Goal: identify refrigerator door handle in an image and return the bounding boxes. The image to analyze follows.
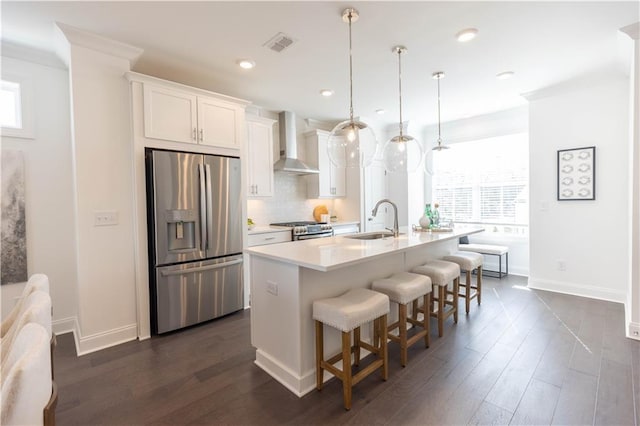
[198,163,207,252]
[205,163,214,251]
[160,258,243,277]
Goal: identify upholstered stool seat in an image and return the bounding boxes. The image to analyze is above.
[459,243,508,278]
[313,288,389,410]
[443,251,483,314]
[372,272,432,367]
[412,260,460,337]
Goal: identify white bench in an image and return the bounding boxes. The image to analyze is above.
[458,243,509,279]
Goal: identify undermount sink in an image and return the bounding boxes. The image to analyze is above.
[345,231,398,240]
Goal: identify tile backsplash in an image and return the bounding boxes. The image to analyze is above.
[247,173,335,225]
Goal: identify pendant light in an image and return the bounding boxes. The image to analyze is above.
[382,46,423,173]
[326,8,378,169]
[424,71,449,176]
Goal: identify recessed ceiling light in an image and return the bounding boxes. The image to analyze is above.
[319,89,334,97]
[237,59,256,69]
[375,109,385,115]
[496,71,515,80]
[456,28,478,42]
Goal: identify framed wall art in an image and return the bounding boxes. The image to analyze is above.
[557,146,595,201]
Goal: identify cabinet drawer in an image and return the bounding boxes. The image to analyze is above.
[248,232,291,247]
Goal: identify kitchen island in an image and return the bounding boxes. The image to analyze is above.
[245,226,483,396]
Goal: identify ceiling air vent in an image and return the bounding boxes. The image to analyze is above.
[264,32,296,53]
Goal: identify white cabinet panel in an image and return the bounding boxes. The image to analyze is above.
[305,129,346,198]
[142,83,243,150]
[247,230,291,246]
[247,116,276,197]
[198,97,240,148]
[143,84,197,144]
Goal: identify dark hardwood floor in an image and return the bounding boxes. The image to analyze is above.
[54,275,640,425]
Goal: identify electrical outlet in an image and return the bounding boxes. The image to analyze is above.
[94,210,118,226]
[266,280,278,296]
[629,323,640,339]
[557,260,566,271]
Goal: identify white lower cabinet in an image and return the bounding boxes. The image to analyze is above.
[246,116,276,197]
[247,230,291,247]
[304,130,346,198]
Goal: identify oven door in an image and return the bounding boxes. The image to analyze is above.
[295,232,333,241]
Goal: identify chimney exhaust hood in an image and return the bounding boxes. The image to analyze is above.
[274,111,319,175]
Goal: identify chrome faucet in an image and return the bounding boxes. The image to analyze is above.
[371,199,399,237]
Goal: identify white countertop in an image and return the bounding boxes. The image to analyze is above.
[245,226,484,272]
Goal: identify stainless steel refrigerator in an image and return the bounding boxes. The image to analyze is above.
[146,148,243,334]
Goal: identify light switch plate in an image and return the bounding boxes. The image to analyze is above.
[94,210,118,226]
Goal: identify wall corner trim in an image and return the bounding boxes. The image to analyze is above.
[55,22,143,64]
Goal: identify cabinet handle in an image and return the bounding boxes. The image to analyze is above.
[255,184,258,194]
[264,237,276,241]
[199,129,204,142]
[193,128,197,140]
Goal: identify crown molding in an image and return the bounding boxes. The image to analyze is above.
[521,68,627,102]
[620,22,640,41]
[55,22,143,64]
[1,40,66,70]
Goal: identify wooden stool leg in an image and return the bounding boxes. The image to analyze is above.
[453,277,459,323]
[342,331,352,410]
[399,303,408,367]
[438,285,445,337]
[412,299,419,321]
[477,266,482,305]
[380,314,388,381]
[423,293,430,348]
[354,326,361,367]
[465,270,471,314]
[315,320,324,390]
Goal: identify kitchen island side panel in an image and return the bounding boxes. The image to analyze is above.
[249,236,460,397]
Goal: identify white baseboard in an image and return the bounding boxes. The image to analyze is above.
[76,323,138,356]
[255,349,310,397]
[52,317,139,355]
[527,278,626,304]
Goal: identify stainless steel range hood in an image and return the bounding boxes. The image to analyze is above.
[274,111,319,175]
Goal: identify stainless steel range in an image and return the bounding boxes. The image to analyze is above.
[270,221,334,241]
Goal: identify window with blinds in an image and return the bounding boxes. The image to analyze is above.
[431,133,528,227]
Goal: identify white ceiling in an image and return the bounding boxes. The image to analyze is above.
[2,1,638,130]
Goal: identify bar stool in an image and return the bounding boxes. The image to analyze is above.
[313,288,389,410]
[443,251,483,314]
[372,272,432,367]
[411,260,460,337]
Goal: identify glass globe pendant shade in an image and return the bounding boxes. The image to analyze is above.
[327,119,378,168]
[382,134,424,173]
[424,142,451,176]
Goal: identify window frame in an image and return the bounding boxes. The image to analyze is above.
[430,132,529,235]
[1,74,34,139]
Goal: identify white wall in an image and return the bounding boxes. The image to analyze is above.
[0,54,79,331]
[57,24,142,353]
[527,77,629,303]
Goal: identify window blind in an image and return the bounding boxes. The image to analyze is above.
[431,133,528,226]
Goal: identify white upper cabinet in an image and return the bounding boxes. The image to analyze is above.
[143,83,244,149]
[143,84,197,144]
[305,129,346,198]
[246,116,276,197]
